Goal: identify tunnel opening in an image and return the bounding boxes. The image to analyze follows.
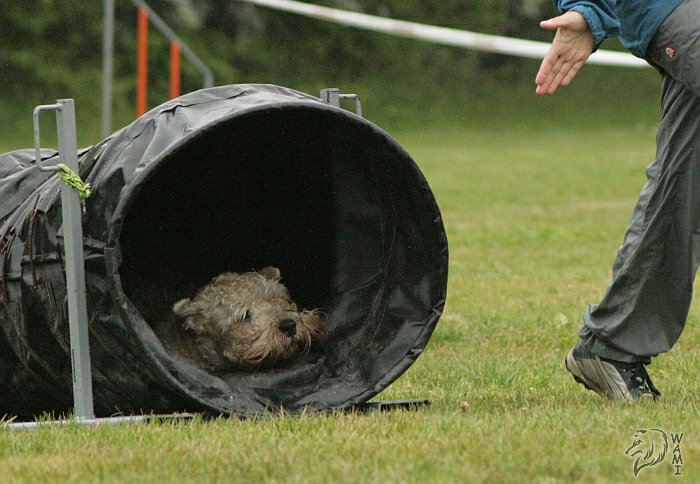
[116,106,430,409]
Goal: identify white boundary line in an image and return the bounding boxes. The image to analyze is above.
[240,0,649,68]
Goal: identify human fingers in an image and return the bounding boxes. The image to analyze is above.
[535,40,567,93]
[535,54,555,87]
[539,15,567,32]
[541,11,589,33]
[536,52,566,95]
[547,66,570,95]
[547,52,588,94]
[560,60,585,87]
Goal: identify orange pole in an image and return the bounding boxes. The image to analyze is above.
[136,8,149,117]
[169,41,181,99]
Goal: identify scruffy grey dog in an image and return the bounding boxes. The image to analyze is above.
[155,266,325,373]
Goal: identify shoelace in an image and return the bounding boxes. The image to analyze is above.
[620,363,661,398]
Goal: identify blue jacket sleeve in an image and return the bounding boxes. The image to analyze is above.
[554,1,620,49]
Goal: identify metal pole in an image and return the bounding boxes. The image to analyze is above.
[169,41,181,99]
[136,7,149,117]
[102,0,115,139]
[56,99,95,420]
[320,88,340,107]
[130,0,214,88]
[5,414,195,432]
[102,0,215,128]
[11,100,198,430]
[320,88,363,117]
[339,94,362,117]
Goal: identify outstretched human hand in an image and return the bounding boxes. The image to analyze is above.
[535,11,594,96]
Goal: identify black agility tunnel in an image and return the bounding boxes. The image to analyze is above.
[0,84,448,419]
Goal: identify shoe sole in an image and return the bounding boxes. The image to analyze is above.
[565,349,634,401]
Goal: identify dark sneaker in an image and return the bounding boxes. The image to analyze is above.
[565,343,660,401]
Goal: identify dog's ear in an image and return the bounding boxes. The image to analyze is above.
[258,266,281,281]
[173,298,194,317]
[173,298,207,334]
[181,316,206,335]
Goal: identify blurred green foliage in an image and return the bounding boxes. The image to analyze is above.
[0,0,660,148]
[0,0,553,104]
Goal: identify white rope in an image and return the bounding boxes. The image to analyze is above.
[239,0,649,68]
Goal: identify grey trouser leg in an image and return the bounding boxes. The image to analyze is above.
[579,0,700,363]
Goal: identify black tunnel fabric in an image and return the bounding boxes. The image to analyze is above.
[0,84,448,419]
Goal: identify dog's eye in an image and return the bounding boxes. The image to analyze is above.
[242,309,252,322]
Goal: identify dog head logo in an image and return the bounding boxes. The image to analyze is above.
[625,429,668,477]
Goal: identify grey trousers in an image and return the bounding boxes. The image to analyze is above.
[579,0,700,363]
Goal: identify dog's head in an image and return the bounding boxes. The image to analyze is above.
[625,429,668,477]
[173,266,325,371]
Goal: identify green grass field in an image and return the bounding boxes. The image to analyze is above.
[1,123,698,482]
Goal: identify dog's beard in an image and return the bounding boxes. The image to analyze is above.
[227,310,326,369]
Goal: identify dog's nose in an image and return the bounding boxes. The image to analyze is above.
[279,319,297,337]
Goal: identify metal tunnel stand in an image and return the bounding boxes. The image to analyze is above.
[35,99,94,420]
[320,88,363,117]
[4,100,193,431]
